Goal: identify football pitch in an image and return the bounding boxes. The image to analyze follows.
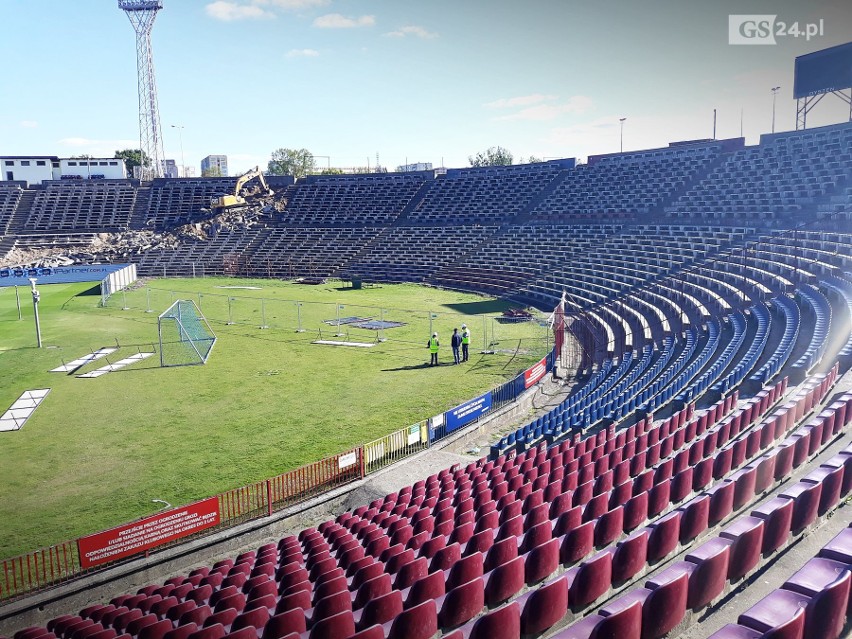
[0,278,551,559]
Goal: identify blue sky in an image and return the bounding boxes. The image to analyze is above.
[1,0,850,174]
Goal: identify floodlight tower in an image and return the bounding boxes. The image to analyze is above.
[119,0,165,180]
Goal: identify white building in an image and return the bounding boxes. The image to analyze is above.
[1,156,127,184]
[1,156,60,183]
[60,158,127,180]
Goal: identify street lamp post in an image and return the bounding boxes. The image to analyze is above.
[170,124,185,177]
[619,118,627,153]
[771,87,781,134]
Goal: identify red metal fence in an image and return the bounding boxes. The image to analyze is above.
[0,447,365,603]
[0,541,80,601]
[268,448,364,513]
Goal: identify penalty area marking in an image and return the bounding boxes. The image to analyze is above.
[50,347,118,373]
[313,340,376,348]
[77,352,155,378]
[1,389,50,432]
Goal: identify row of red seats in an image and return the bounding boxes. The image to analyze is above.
[415,382,851,639]
[5,374,799,639]
[3,401,715,639]
[518,381,851,639]
[709,522,852,639]
[242,379,797,636]
[261,372,842,639]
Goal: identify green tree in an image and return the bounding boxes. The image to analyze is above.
[267,148,315,178]
[319,167,344,175]
[469,146,513,167]
[202,166,223,177]
[114,149,149,175]
[523,155,544,164]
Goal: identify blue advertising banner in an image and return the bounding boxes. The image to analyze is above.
[445,392,492,433]
[0,264,129,287]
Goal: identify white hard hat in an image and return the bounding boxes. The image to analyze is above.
[462,324,467,329]
[432,332,437,337]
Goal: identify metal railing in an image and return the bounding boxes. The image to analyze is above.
[364,422,429,473]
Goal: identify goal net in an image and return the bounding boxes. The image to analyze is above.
[158,300,216,367]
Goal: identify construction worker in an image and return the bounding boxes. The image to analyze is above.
[428,332,440,366]
[451,327,462,364]
[461,324,471,362]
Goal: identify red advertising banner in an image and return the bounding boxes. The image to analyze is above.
[524,355,548,388]
[78,497,220,569]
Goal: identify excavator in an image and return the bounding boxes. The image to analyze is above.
[210,166,274,212]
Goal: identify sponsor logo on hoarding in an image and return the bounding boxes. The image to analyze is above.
[446,392,492,433]
[524,356,548,388]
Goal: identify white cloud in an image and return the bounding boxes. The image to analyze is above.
[205,1,275,22]
[19,120,39,129]
[485,94,557,109]
[258,0,329,8]
[493,96,594,122]
[286,48,320,58]
[313,13,375,28]
[385,25,438,39]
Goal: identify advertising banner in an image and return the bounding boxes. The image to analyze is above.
[524,355,548,388]
[445,392,492,433]
[78,497,220,569]
[0,264,131,288]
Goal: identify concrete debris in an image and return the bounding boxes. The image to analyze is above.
[0,190,288,270]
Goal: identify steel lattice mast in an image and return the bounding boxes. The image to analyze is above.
[118,0,165,180]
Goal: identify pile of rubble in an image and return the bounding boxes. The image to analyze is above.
[0,193,285,270]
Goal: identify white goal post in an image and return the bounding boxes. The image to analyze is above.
[157,300,217,367]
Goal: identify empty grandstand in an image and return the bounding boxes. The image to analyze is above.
[2,121,852,639]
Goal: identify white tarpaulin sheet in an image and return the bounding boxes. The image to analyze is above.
[50,348,118,373]
[77,353,154,378]
[0,389,50,432]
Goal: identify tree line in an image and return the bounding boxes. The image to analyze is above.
[265,146,543,177]
[111,145,545,179]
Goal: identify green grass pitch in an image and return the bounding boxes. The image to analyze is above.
[0,278,550,559]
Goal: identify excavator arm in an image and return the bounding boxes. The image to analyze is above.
[211,166,274,212]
